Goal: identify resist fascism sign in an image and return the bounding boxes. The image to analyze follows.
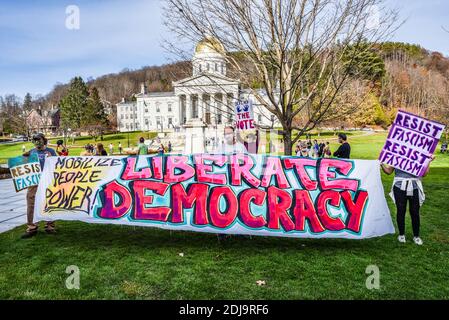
[8,154,41,192]
[379,110,445,176]
[35,155,394,239]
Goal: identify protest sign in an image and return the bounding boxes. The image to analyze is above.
[235,100,255,131]
[8,154,41,192]
[35,155,394,239]
[379,110,445,177]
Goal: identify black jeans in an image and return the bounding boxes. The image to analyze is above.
[393,186,420,237]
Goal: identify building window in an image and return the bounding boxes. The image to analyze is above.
[215,63,218,71]
[221,63,224,74]
[168,104,172,112]
[121,114,124,119]
[145,108,148,113]
[199,64,202,73]
[207,63,210,71]
[156,104,160,112]
[168,117,173,126]
[258,114,262,122]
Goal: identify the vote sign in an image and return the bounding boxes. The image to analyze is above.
[235,100,255,131]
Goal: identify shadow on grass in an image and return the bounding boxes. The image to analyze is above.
[14,220,394,254]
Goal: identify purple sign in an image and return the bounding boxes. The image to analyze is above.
[379,110,445,177]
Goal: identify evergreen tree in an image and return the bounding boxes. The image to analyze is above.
[84,87,109,140]
[23,93,33,112]
[59,77,89,131]
[342,43,386,82]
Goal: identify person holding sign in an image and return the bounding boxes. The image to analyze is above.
[21,133,57,239]
[379,110,445,245]
[381,155,435,246]
[216,126,247,154]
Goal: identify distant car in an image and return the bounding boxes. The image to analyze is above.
[13,135,28,142]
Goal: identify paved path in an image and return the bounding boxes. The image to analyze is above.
[0,179,26,233]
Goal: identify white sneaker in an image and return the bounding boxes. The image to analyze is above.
[413,237,423,246]
[397,235,406,243]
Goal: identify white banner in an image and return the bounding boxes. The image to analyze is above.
[35,155,394,239]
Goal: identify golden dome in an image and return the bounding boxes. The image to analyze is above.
[195,37,225,54]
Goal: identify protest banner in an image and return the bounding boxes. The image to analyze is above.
[35,154,394,239]
[235,100,255,131]
[379,110,445,177]
[8,154,41,192]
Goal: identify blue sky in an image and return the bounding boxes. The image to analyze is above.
[1,0,448,98]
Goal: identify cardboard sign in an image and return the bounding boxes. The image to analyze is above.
[8,154,41,192]
[35,155,394,239]
[379,110,445,176]
[235,100,255,131]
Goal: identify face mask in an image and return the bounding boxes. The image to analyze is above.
[33,139,44,148]
[224,134,234,144]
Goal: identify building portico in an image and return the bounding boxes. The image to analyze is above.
[116,37,277,138]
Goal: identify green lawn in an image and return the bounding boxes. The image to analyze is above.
[0,132,448,299]
[0,131,157,164]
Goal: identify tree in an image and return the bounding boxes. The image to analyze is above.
[84,87,109,140]
[351,92,389,127]
[163,0,398,154]
[342,42,386,83]
[59,77,89,132]
[0,94,27,135]
[23,93,33,112]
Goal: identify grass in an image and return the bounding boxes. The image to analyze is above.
[0,131,448,299]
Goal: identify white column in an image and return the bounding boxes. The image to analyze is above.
[212,93,218,125]
[186,95,192,121]
[178,95,182,125]
[223,93,230,124]
[233,91,239,124]
[198,94,203,120]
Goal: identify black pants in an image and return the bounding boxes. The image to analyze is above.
[393,186,420,237]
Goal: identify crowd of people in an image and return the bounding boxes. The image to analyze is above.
[292,133,351,160]
[295,140,332,158]
[216,127,351,160]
